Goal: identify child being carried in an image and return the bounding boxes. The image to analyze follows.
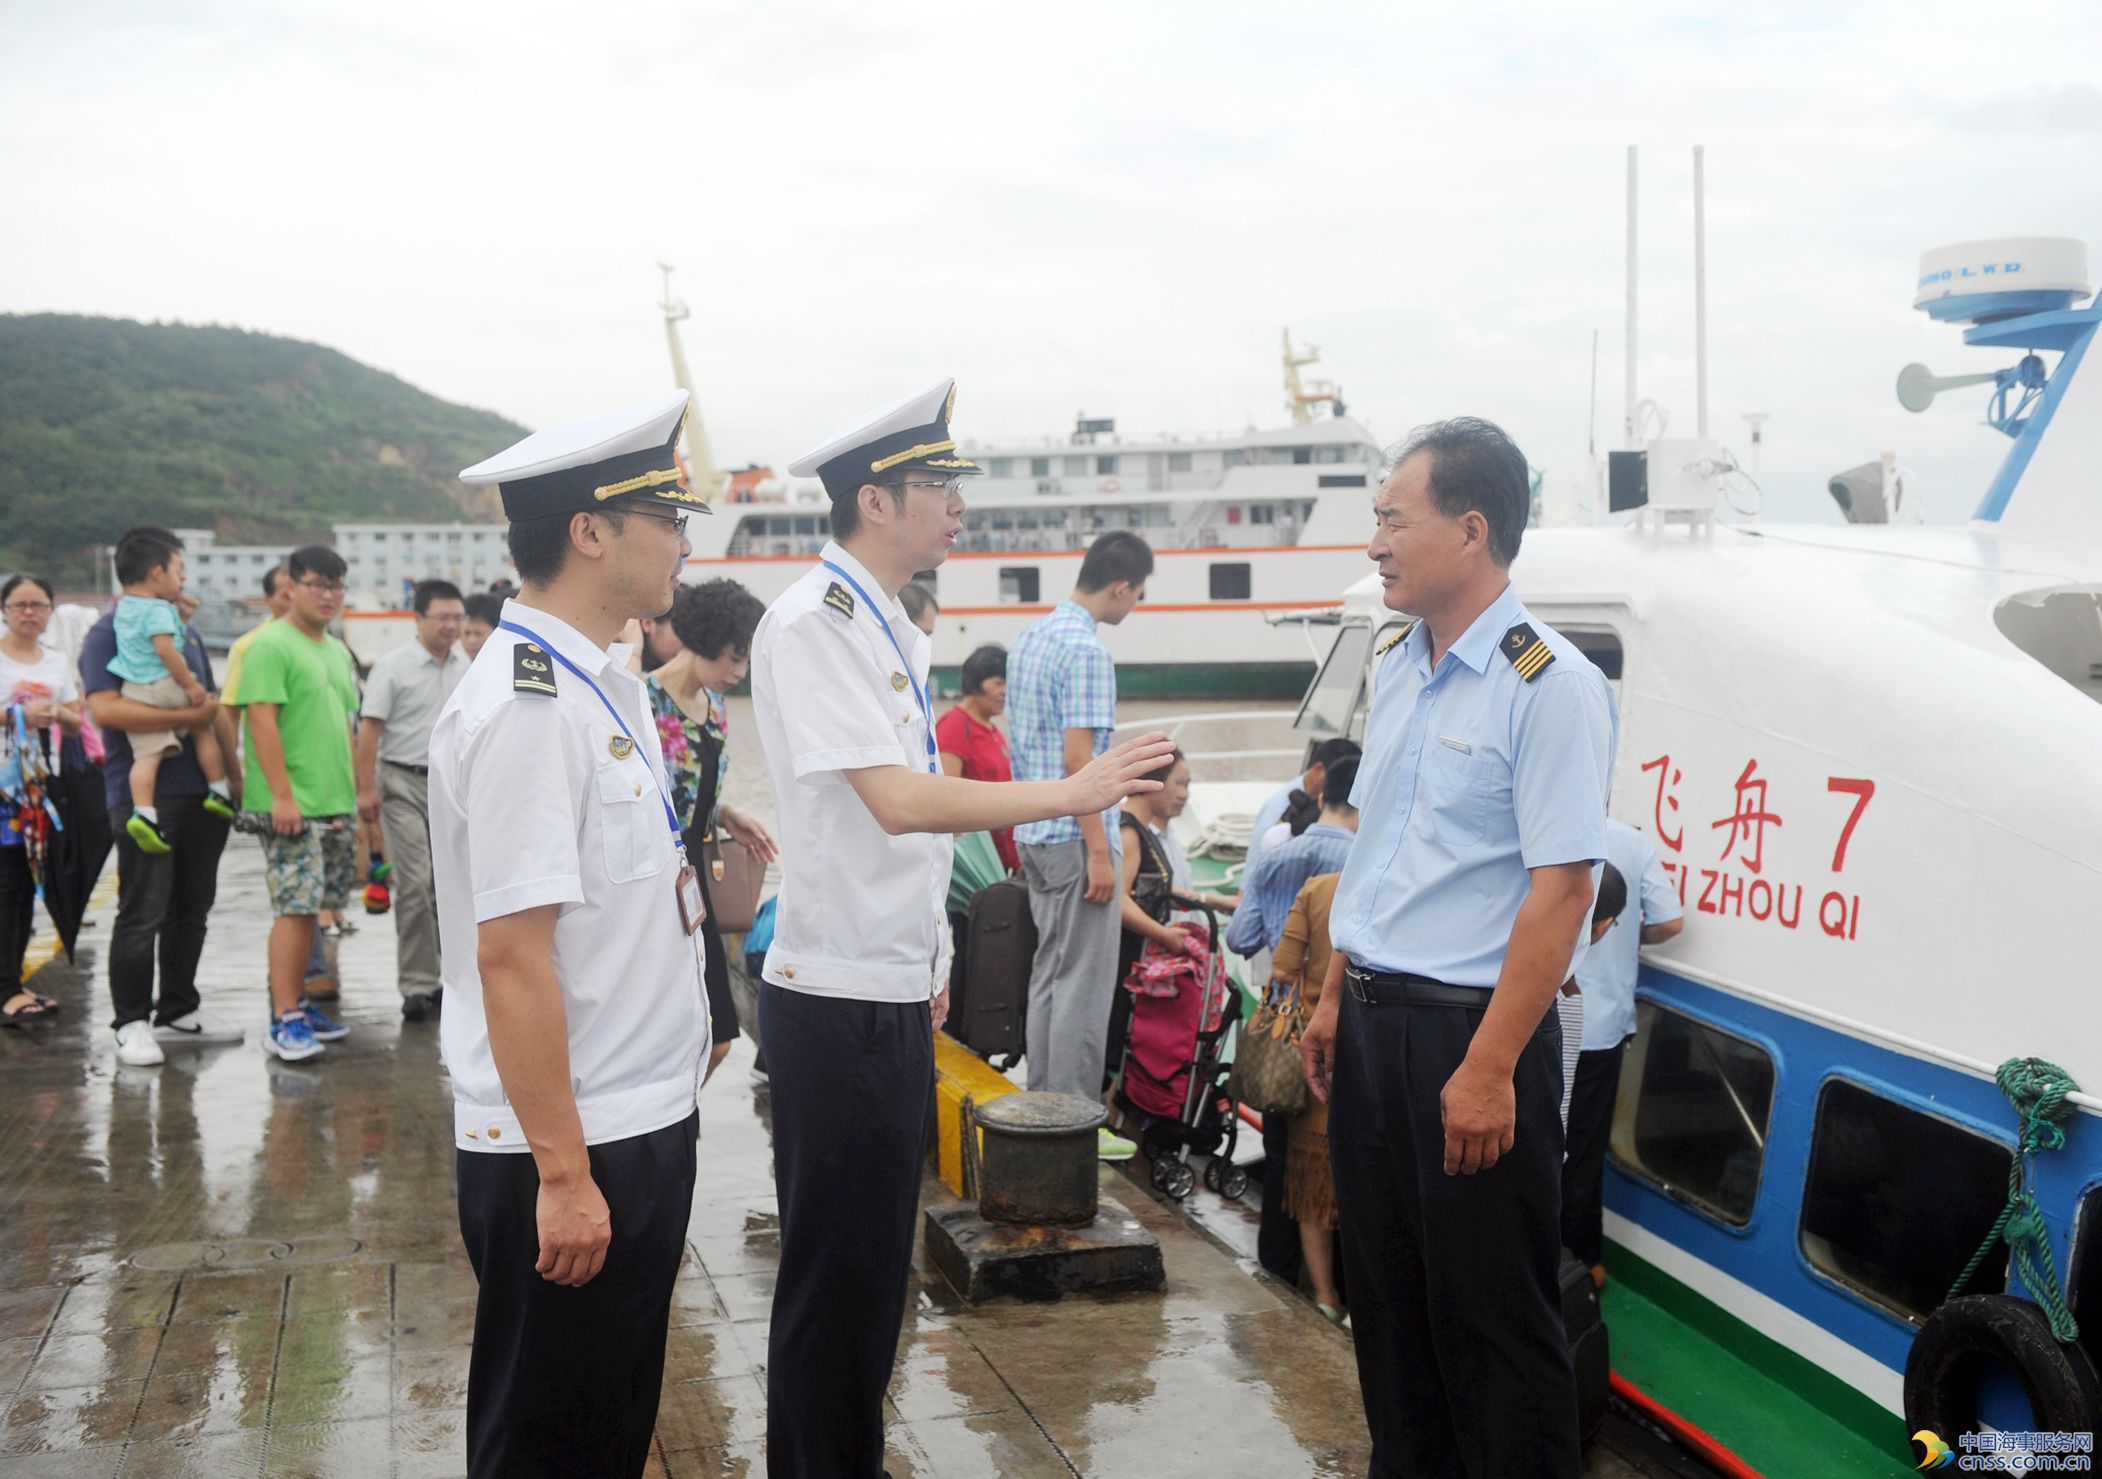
[108,538,233,853]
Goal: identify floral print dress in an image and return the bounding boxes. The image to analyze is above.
[646,675,728,833]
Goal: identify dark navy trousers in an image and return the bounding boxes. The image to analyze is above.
[1329,988,1580,1478]
[760,982,933,1479]
[457,1111,698,1479]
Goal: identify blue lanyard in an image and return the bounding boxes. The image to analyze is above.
[497,619,685,845]
[820,559,938,774]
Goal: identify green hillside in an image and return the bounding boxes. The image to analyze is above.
[0,314,524,587]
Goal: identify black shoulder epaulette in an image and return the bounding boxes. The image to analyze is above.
[1375,621,1416,657]
[1502,622,1556,682]
[512,641,557,697]
[822,581,855,620]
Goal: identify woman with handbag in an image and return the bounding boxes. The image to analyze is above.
[1271,871,1346,1323]
[0,575,82,1026]
[643,580,776,1081]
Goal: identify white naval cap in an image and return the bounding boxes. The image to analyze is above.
[459,388,710,520]
[788,378,983,503]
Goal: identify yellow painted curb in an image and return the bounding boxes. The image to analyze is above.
[931,1033,1019,1198]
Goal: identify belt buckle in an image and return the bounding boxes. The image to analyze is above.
[1345,966,1370,1004]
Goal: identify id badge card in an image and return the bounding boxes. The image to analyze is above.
[675,862,707,935]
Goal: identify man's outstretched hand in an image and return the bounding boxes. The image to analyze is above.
[1068,732,1176,817]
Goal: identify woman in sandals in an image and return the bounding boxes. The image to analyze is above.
[0,574,82,1025]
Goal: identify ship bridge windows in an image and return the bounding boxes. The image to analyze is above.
[1030,457,1051,477]
[1293,621,1374,739]
[1609,1004,1775,1227]
[1799,1078,2012,1323]
[1993,585,2102,705]
[1209,563,1251,601]
[999,568,1040,604]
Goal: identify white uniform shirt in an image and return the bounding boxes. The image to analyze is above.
[361,638,469,766]
[751,542,953,1002]
[429,600,707,1152]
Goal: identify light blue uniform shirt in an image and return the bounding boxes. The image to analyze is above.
[1331,584,1618,989]
[1576,819,1682,1050]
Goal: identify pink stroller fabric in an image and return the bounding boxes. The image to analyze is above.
[1121,923,1224,1119]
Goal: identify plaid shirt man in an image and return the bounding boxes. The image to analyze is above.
[1008,600,1119,848]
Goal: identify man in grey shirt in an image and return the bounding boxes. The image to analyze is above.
[356,578,469,1020]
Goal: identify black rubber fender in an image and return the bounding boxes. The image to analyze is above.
[1904,1295,2102,1441]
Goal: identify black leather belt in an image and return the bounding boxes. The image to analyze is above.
[1344,965,1493,1009]
[382,761,429,776]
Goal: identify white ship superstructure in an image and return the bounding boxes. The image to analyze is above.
[684,407,1387,696]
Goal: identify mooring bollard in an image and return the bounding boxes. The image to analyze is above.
[972,1092,1106,1227]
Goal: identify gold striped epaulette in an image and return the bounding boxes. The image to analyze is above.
[1376,621,1416,657]
[1501,623,1556,682]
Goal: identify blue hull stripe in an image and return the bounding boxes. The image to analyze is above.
[1604,966,2102,1384]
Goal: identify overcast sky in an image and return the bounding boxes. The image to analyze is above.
[6,0,2099,523]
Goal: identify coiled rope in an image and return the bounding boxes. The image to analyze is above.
[1946,1057,2082,1343]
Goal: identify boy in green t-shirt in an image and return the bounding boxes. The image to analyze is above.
[233,546,361,1062]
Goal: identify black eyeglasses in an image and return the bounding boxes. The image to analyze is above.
[619,508,690,536]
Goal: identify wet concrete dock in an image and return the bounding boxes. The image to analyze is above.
[0,841,1382,1476]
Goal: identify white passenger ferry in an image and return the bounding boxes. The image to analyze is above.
[680,339,1388,698]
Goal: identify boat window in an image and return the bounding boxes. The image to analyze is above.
[1609,1003,1774,1227]
[2071,1187,2102,1378]
[989,458,1011,477]
[1030,457,1050,477]
[1209,563,1251,601]
[1993,586,2102,705]
[1096,455,1116,476]
[1063,456,1087,477]
[998,568,1040,605]
[1318,473,1368,488]
[1799,1079,2011,1322]
[1293,622,1372,737]
[1292,447,1312,464]
[1170,452,1192,473]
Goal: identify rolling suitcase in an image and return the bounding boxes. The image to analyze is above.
[1560,1249,1610,1447]
[949,876,1036,1065]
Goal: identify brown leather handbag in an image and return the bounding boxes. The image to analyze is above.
[1227,978,1311,1117]
[701,830,767,936]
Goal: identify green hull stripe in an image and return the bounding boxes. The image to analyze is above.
[1603,1239,1915,1475]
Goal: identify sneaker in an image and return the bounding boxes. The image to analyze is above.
[201,793,236,822]
[1097,1127,1138,1162]
[297,999,350,1042]
[113,1020,166,1067]
[266,1012,323,1062]
[400,991,438,1023]
[154,1009,245,1046]
[124,813,171,856]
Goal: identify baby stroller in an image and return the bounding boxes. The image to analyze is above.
[1112,896,1249,1202]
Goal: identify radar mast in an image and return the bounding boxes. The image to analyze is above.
[658,262,724,503]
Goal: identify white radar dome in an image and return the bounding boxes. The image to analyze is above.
[1914,238,2090,309]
